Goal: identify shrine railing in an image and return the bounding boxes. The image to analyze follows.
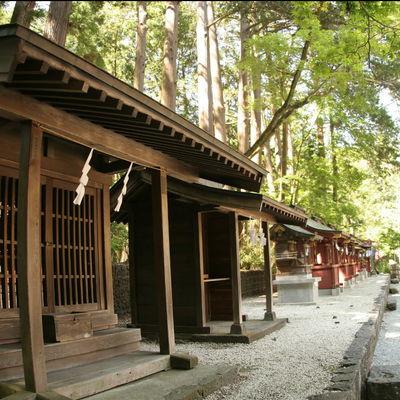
[275,252,297,260]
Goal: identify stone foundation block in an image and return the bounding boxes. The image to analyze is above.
[170,352,199,369]
[386,299,397,311]
[367,365,400,400]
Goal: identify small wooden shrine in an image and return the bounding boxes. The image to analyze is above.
[304,217,346,295]
[303,218,371,294]
[271,213,373,298]
[110,169,307,342]
[269,224,321,304]
[0,23,274,398]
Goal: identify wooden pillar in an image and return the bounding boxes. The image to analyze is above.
[151,168,175,354]
[263,221,276,321]
[229,212,246,334]
[195,213,206,327]
[128,213,138,326]
[102,186,114,313]
[17,121,48,392]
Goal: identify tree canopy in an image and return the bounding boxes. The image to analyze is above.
[1,0,399,258]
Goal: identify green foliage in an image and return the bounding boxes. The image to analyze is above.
[0,1,11,24]
[239,221,266,270]
[110,221,129,263]
[67,1,107,69]
[1,0,400,259]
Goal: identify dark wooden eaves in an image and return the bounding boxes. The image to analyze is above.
[0,24,266,192]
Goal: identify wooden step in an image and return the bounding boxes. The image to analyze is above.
[9,351,171,400]
[0,328,141,381]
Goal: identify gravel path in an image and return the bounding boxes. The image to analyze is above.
[139,274,388,400]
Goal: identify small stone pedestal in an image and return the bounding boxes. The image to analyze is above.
[273,274,321,305]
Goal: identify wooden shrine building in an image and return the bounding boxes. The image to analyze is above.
[110,169,307,342]
[302,218,370,294]
[0,23,282,398]
[269,223,322,304]
[271,217,372,298]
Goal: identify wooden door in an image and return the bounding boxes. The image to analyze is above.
[201,212,233,321]
[43,178,103,314]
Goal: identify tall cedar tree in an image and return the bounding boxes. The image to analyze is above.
[161,1,179,110]
[44,1,72,47]
[11,1,36,27]
[134,1,148,92]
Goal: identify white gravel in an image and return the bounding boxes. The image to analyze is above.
[139,274,388,400]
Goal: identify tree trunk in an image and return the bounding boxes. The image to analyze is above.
[287,124,295,202]
[317,119,325,157]
[237,12,249,154]
[245,40,311,159]
[197,1,212,133]
[10,1,36,27]
[250,64,262,164]
[208,1,227,143]
[271,104,281,183]
[134,1,148,92]
[264,144,275,194]
[161,1,179,111]
[331,118,338,202]
[281,122,288,201]
[44,1,72,47]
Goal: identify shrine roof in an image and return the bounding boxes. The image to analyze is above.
[305,218,342,234]
[271,224,315,237]
[0,23,266,192]
[110,169,307,226]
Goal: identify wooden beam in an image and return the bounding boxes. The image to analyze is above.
[100,160,142,174]
[22,87,107,101]
[0,85,199,183]
[228,212,246,334]
[0,37,25,82]
[17,121,48,392]
[151,168,175,354]
[263,221,276,321]
[9,78,89,92]
[12,70,70,83]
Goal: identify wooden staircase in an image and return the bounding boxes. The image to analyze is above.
[0,328,142,381]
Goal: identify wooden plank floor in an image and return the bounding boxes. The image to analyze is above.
[7,351,171,400]
[191,318,287,343]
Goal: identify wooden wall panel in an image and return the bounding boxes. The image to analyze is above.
[203,212,233,321]
[169,200,198,326]
[133,193,200,329]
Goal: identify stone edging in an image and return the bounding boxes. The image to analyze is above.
[308,275,390,400]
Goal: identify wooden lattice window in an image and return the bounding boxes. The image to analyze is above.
[1,171,102,315]
[51,184,98,307]
[0,175,19,311]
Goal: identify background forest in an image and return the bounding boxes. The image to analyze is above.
[1,0,400,262]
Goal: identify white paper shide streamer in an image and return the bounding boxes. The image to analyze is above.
[73,148,94,206]
[114,162,133,212]
[249,219,267,247]
[249,219,258,246]
[259,220,267,246]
